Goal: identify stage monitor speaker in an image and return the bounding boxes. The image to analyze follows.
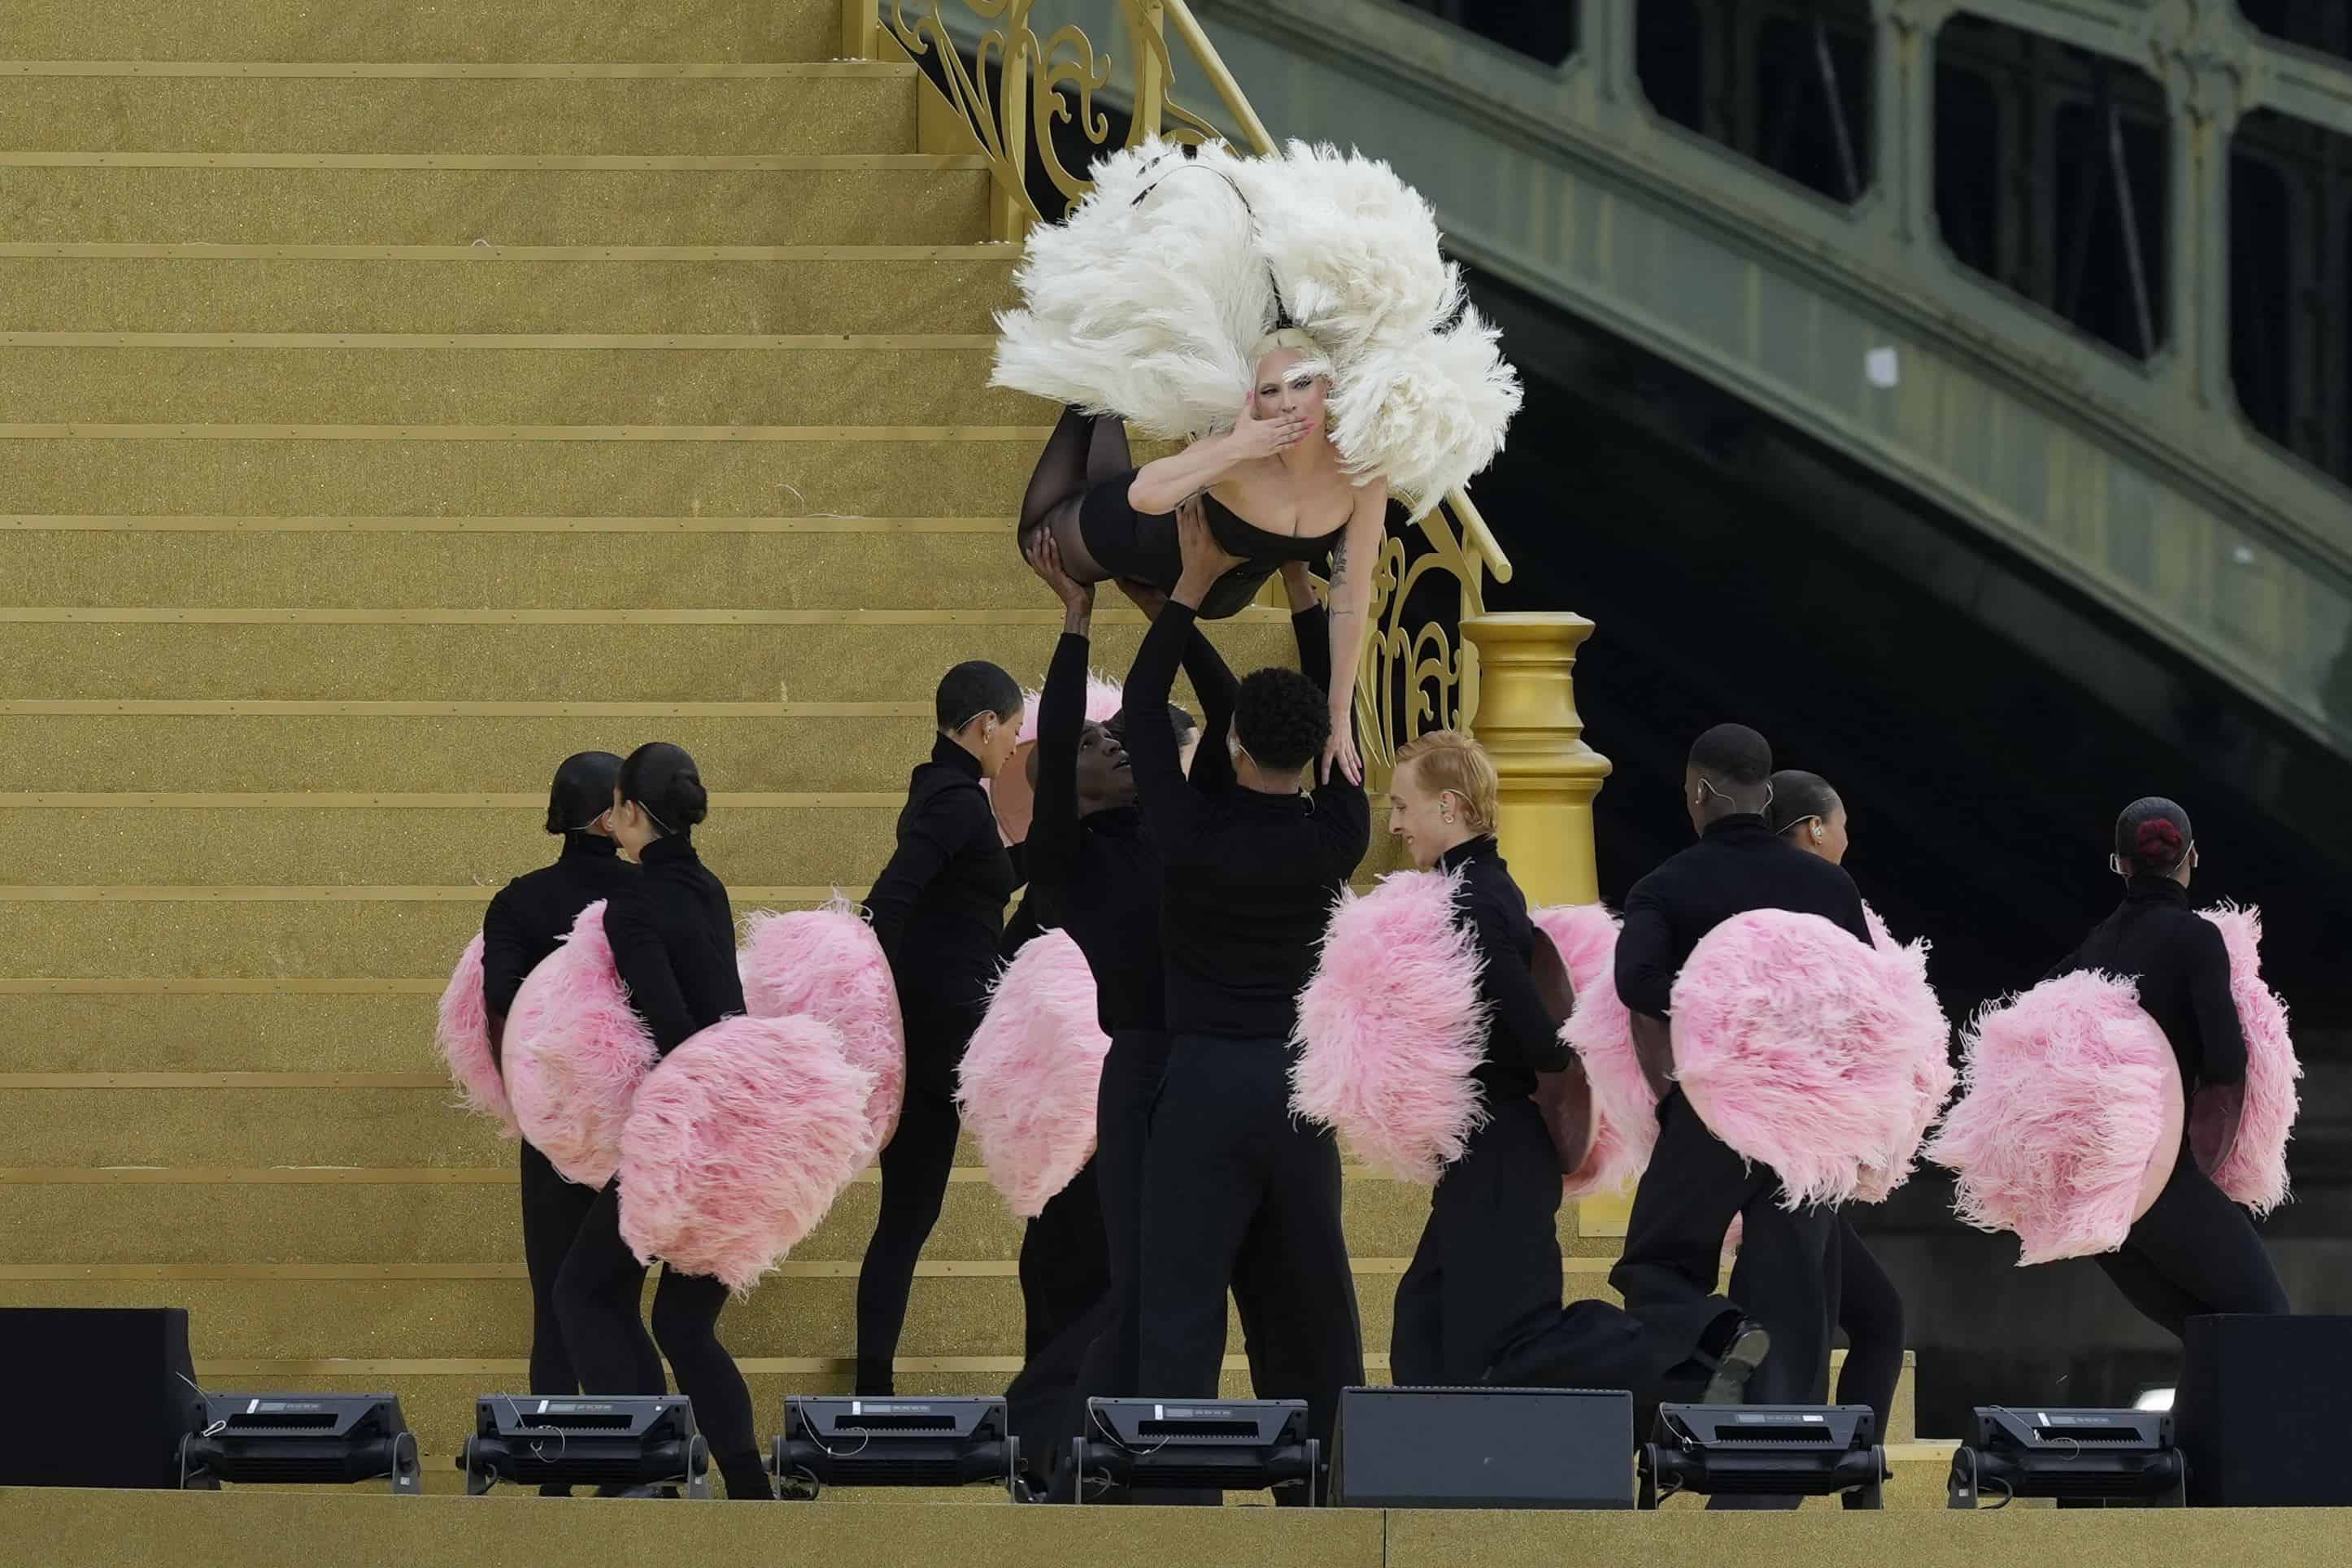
[0,1308,198,1488]
[2176,1313,2352,1507]
[1331,1386,1634,1509]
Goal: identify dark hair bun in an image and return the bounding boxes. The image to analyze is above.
[618,742,709,834]
[2134,819,2183,856]
[670,772,710,829]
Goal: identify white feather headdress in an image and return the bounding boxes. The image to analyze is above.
[991,139,1522,518]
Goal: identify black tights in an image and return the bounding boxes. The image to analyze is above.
[1017,405,1133,582]
[554,1181,769,1500]
[520,1139,598,1396]
[853,1085,963,1394]
[2096,1154,2289,1339]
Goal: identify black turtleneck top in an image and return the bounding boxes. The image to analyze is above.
[480,833,637,1044]
[1021,624,1243,1033]
[1126,600,1370,1041]
[2045,875,2245,1090]
[1615,813,1871,1020]
[865,734,1019,1049]
[1438,835,1572,1102]
[603,832,744,1056]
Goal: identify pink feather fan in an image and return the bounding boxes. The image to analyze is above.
[434,934,517,1137]
[739,901,907,1157]
[1670,909,1946,1209]
[2193,904,2300,1215]
[1291,869,1488,1184]
[618,1013,876,1294]
[1927,970,2183,1264]
[503,900,657,1188]
[1853,904,1956,1203]
[957,930,1112,1218]
[1532,903,1652,1197]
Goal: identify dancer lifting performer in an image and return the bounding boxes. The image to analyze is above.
[853,662,1026,1396]
[1126,502,1370,1491]
[995,137,1522,782]
[550,743,772,1500]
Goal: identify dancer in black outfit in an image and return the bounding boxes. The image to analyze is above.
[1127,504,1369,1492]
[476,751,633,1494]
[1004,537,1327,1492]
[1755,769,1906,1451]
[1382,730,1597,1385]
[1607,725,1871,1422]
[2044,797,2289,1337]
[854,662,1025,1396]
[551,743,769,1500]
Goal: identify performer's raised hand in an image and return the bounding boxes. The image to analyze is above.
[1024,526,1093,629]
[1223,399,1310,462]
[1172,494,1246,610]
[1321,716,1364,788]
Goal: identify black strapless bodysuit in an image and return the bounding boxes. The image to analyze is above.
[1078,466,1340,620]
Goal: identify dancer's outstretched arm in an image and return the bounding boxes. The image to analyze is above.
[1023,534,1094,891]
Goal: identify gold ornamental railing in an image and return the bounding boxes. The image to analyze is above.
[866,0,1514,779]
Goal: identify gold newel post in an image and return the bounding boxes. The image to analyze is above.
[1461,613,1612,908]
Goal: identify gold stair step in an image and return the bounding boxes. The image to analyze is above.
[0,986,442,1074]
[0,161,989,246]
[0,430,1057,519]
[0,519,1065,609]
[0,710,947,794]
[2,1263,1449,1361]
[0,898,581,980]
[0,613,1295,703]
[6,697,1431,795]
[0,3,844,65]
[0,255,1017,335]
[0,343,1030,429]
[0,65,919,155]
[0,801,900,886]
[0,1167,1542,1268]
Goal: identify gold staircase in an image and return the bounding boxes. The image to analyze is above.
[0,0,1920,1496]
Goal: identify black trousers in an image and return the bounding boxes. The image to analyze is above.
[1137,1035,1364,1490]
[1071,1029,1174,1403]
[853,1079,964,1395]
[1608,1089,1824,1403]
[2096,1154,2290,1339]
[520,1138,599,1396]
[1393,1099,1605,1385]
[1830,1220,1905,1435]
[1020,1161,1110,1360]
[1414,1100,1680,1404]
[553,1181,769,1499]
[1003,1162,1113,1485]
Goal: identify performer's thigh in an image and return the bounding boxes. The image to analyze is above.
[1074,477,1178,590]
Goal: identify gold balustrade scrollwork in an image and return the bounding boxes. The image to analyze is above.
[875,0,1514,788]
